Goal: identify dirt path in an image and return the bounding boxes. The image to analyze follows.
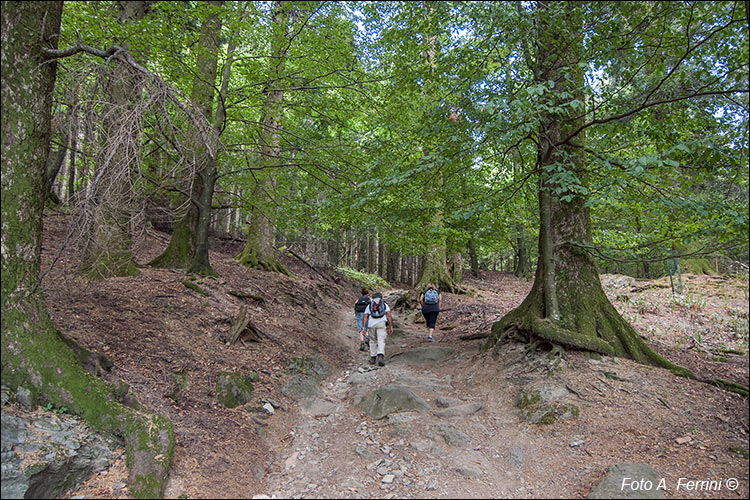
[254,298,749,500]
[256,303,553,499]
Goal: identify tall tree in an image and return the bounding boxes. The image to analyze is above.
[485,1,746,375]
[237,0,291,275]
[1,2,173,497]
[150,1,224,276]
[415,2,459,292]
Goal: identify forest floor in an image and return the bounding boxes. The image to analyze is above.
[34,213,748,499]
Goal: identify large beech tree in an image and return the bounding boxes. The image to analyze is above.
[484,1,746,383]
[1,2,173,497]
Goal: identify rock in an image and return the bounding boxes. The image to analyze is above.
[264,399,280,409]
[570,437,585,447]
[367,458,384,470]
[284,452,299,469]
[215,372,255,408]
[426,481,439,490]
[434,424,471,447]
[411,440,433,452]
[435,396,462,408]
[509,446,523,467]
[359,385,431,420]
[302,399,339,418]
[387,412,419,424]
[263,403,275,415]
[674,436,691,445]
[15,387,32,409]
[539,385,570,401]
[456,466,481,478]
[377,466,389,475]
[355,446,376,459]
[282,356,331,399]
[524,403,579,425]
[1,410,117,500]
[382,474,395,484]
[433,402,483,418]
[252,416,268,427]
[394,376,453,392]
[341,478,362,489]
[388,347,455,365]
[586,463,665,499]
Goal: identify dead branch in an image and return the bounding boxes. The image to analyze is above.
[229,306,270,345]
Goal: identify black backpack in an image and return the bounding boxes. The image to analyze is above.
[354,296,371,313]
[369,299,387,318]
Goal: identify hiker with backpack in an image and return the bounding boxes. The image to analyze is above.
[419,284,442,342]
[360,292,393,366]
[354,288,371,351]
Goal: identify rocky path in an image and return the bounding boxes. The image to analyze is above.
[256,303,541,499]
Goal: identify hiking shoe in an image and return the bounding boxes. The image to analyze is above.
[427,336,434,342]
[359,341,366,351]
[377,354,385,366]
[369,356,376,365]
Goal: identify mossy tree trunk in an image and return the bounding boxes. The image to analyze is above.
[415,3,458,294]
[484,2,692,378]
[80,1,151,279]
[237,1,290,275]
[152,1,223,277]
[1,3,174,497]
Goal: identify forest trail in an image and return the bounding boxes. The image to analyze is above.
[252,287,749,500]
[257,299,563,499]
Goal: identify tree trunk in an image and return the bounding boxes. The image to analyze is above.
[448,251,462,284]
[368,232,378,274]
[1,4,173,498]
[467,237,480,278]
[513,223,529,278]
[152,1,223,276]
[415,4,458,293]
[237,1,290,275]
[80,1,152,279]
[484,2,691,378]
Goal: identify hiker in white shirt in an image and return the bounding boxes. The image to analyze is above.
[360,292,393,366]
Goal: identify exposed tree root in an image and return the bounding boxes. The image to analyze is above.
[487,311,747,397]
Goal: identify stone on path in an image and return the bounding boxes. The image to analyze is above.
[433,402,483,418]
[302,399,340,418]
[586,463,665,499]
[358,385,431,420]
[456,466,481,478]
[435,396,463,408]
[389,346,455,365]
[434,423,471,447]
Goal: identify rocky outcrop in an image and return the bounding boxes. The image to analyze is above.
[1,407,118,499]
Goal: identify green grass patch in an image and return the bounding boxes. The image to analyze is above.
[336,267,390,290]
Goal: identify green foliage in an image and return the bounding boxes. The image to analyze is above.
[336,267,390,290]
[43,402,68,415]
[52,1,746,280]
